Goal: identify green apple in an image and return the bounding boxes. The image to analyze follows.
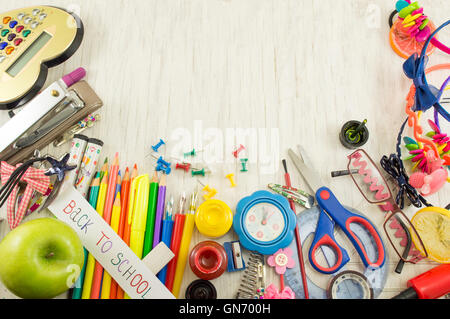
[0,217,84,299]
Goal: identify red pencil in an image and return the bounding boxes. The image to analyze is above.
[103,153,120,225]
[164,194,187,291]
[282,159,309,299]
[110,167,130,299]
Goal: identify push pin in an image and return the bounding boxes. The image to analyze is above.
[176,162,191,172]
[156,163,172,175]
[226,173,237,188]
[197,180,218,200]
[184,148,203,158]
[192,168,211,177]
[240,159,249,172]
[157,156,171,168]
[233,144,246,158]
[339,119,369,150]
[151,139,166,153]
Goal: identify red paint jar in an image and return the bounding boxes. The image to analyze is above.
[189,241,227,280]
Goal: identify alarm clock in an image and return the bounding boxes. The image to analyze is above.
[233,190,297,255]
[0,6,84,110]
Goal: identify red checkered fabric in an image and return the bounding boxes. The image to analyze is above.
[0,162,51,229]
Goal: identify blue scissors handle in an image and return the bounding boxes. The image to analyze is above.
[309,187,386,274]
[309,208,350,274]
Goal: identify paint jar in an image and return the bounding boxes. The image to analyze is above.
[189,241,227,280]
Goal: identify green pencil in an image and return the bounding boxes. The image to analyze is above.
[72,172,100,299]
[142,171,159,258]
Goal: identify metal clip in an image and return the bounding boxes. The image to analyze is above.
[53,113,100,147]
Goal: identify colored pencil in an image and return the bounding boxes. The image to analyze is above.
[152,174,166,248]
[72,173,100,299]
[172,191,198,298]
[157,196,174,284]
[102,193,121,299]
[89,170,109,299]
[164,193,186,291]
[116,164,137,299]
[282,159,309,299]
[142,171,159,258]
[103,153,120,225]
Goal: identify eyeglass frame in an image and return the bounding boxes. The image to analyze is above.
[346,149,429,263]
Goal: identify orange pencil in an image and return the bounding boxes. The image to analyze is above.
[116,164,137,299]
[103,153,120,225]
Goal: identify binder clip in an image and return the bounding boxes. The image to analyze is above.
[0,68,103,165]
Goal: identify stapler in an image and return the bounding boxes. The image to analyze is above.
[0,68,103,165]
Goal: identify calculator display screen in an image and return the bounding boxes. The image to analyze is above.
[6,31,52,77]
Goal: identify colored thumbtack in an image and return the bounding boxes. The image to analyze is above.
[176,162,191,172]
[184,148,203,158]
[339,119,369,150]
[226,174,237,188]
[240,158,249,172]
[198,180,218,200]
[233,145,246,158]
[151,139,166,152]
[157,156,171,168]
[156,163,172,175]
[192,168,211,177]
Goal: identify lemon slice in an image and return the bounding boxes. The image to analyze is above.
[411,207,450,264]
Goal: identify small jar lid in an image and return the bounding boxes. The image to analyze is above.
[195,199,233,238]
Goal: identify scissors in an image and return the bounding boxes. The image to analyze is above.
[288,148,386,275]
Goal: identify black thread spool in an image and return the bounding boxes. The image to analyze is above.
[340,119,369,149]
[185,279,217,299]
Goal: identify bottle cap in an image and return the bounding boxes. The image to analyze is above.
[195,199,233,238]
[185,280,217,299]
[62,67,86,87]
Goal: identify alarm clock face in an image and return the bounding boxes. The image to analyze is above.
[244,203,285,242]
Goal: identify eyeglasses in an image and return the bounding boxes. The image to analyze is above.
[346,149,428,269]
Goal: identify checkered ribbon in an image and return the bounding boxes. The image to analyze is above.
[0,162,50,229]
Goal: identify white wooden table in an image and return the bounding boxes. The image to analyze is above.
[1,0,449,299]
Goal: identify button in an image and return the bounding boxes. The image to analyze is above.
[0,42,7,50]
[39,13,47,20]
[1,29,9,37]
[0,25,3,29]
[14,38,22,46]
[0,55,5,63]
[2,17,11,24]
[16,25,24,33]
[32,9,40,16]
[17,13,26,20]
[30,21,39,29]
[24,17,32,24]
[5,46,14,55]
[7,33,16,41]
[9,21,18,28]
[22,30,31,37]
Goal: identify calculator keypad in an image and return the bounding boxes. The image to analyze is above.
[0,8,48,63]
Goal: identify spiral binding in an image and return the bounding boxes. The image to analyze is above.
[235,252,265,299]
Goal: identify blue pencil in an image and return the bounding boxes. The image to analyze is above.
[156,196,174,284]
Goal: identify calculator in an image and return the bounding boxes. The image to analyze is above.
[0,6,83,110]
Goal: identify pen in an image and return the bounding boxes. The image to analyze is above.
[172,190,198,298]
[124,174,150,299]
[143,171,159,258]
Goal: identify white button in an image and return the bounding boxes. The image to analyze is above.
[0,25,2,29]
[31,21,39,29]
[24,17,32,24]
[39,13,47,20]
[32,9,40,16]
[0,56,6,63]
[17,13,26,20]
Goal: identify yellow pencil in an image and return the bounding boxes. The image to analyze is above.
[100,192,121,299]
